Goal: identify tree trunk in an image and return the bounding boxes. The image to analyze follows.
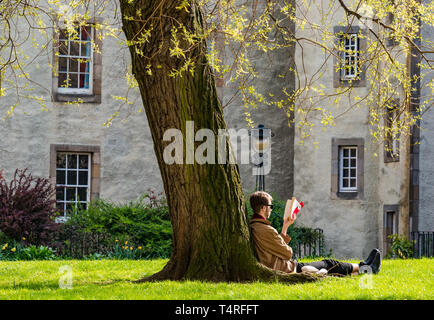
[118,0,317,283]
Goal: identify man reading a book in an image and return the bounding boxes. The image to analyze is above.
[249,191,381,276]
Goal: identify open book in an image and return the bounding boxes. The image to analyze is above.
[284,197,304,220]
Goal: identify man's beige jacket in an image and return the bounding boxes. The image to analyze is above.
[250,217,296,273]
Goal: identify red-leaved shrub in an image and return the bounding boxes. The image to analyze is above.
[0,169,59,245]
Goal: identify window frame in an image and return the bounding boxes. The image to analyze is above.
[55,152,92,218]
[331,138,364,200]
[50,144,101,222]
[333,26,367,88]
[52,18,102,104]
[339,146,358,192]
[383,204,399,254]
[57,26,94,95]
[340,33,359,81]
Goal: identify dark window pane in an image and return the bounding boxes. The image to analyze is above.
[343,148,348,157]
[351,159,357,167]
[351,148,357,157]
[67,170,77,185]
[56,170,66,185]
[78,171,88,185]
[57,154,66,168]
[65,203,73,215]
[59,57,68,72]
[351,169,356,178]
[79,60,89,72]
[69,58,78,72]
[58,73,68,88]
[69,73,78,88]
[81,26,91,41]
[77,187,87,201]
[66,187,76,201]
[343,159,349,167]
[79,73,90,89]
[59,41,68,55]
[56,187,65,201]
[67,154,77,169]
[350,179,356,188]
[81,42,91,57]
[343,179,348,188]
[70,41,79,56]
[343,169,349,178]
[79,155,89,169]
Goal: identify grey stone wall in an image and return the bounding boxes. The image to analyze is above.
[0,10,164,204]
[419,18,434,232]
[221,0,296,202]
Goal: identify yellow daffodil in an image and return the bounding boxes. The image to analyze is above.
[11,248,16,252]
[115,239,119,242]
[138,246,142,250]
[124,241,128,245]
[130,247,133,250]
[22,237,26,241]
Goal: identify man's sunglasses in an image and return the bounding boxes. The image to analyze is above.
[266,204,274,209]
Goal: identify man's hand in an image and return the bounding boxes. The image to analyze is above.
[281,214,296,236]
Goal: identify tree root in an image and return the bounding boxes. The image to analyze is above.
[133,261,326,284]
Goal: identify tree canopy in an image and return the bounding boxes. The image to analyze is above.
[0,0,432,147]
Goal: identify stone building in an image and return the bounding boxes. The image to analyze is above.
[0,1,432,258]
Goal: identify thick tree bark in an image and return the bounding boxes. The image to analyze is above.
[119,0,318,283]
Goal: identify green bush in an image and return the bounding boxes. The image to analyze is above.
[57,190,172,259]
[17,245,56,260]
[1,240,56,261]
[387,234,415,259]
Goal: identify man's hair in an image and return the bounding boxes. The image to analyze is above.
[249,191,271,214]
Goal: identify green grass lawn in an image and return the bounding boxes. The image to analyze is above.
[0,258,433,300]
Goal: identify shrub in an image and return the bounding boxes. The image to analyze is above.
[0,240,56,261]
[0,169,59,245]
[57,190,172,259]
[387,234,415,259]
[17,245,56,260]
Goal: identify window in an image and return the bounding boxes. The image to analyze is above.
[52,19,102,103]
[58,26,93,94]
[50,144,101,221]
[333,26,366,87]
[384,100,400,162]
[340,34,359,81]
[56,153,91,216]
[331,138,364,199]
[339,146,357,192]
[383,205,399,255]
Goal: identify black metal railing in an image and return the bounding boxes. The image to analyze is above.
[292,228,324,259]
[411,231,434,258]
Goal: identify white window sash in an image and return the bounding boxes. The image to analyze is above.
[56,153,91,218]
[57,27,94,95]
[339,146,358,192]
[341,34,359,80]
